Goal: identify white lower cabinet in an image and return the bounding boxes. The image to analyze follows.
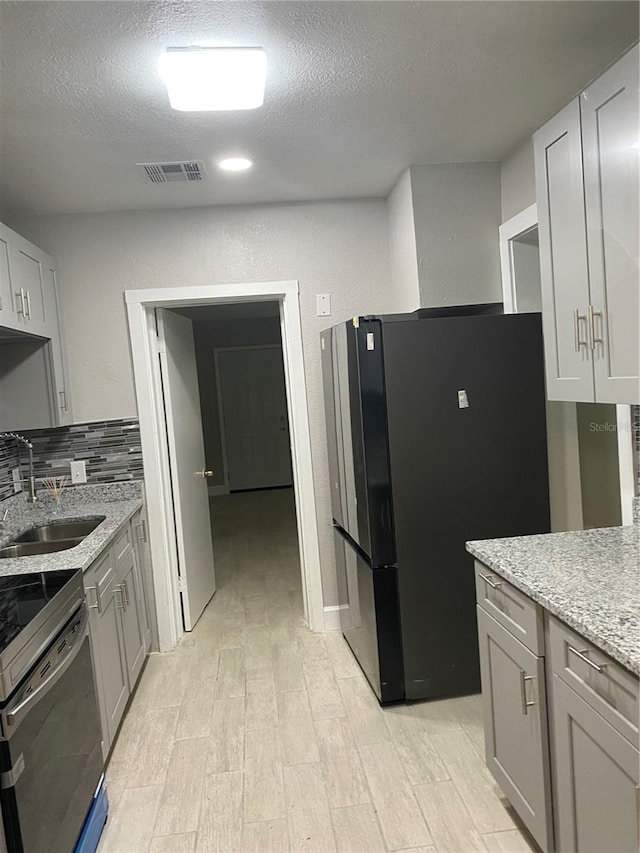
[477,607,554,850]
[551,674,639,852]
[475,560,640,852]
[84,516,149,758]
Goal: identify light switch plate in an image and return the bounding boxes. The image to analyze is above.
[316,294,331,316]
[70,460,87,484]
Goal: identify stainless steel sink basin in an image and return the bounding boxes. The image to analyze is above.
[12,517,105,544]
[0,539,84,558]
[0,516,105,558]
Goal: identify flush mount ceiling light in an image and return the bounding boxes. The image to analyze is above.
[218,157,253,172]
[158,47,267,112]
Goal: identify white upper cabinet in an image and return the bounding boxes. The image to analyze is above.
[0,221,73,428]
[581,47,639,405]
[535,99,594,402]
[534,45,639,405]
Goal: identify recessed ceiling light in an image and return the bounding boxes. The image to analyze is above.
[218,157,253,172]
[159,47,267,112]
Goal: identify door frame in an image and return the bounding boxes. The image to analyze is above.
[214,344,287,495]
[499,206,635,526]
[498,202,538,314]
[125,282,323,651]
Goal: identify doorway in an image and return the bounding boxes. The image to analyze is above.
[125,282,323,652]
[499,205,634,529]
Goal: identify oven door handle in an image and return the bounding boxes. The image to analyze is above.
[3,605,89,734]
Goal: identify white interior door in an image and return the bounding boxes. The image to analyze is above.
[218,346,293,491]
[157,308,216,630]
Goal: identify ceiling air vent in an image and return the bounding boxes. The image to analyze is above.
[137,161,206,184]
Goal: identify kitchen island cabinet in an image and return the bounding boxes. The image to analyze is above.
[468,525,639,852]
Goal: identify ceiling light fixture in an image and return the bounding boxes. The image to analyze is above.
[218,157,253,172]
[159,46,267,112]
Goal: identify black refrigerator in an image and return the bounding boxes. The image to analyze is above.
[321,305,551,704]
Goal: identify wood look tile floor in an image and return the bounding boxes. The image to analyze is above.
[98,490,538,853]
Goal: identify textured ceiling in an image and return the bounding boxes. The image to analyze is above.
[0,1,637,216]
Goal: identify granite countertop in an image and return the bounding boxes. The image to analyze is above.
[0,482,143,577]
[467,524,640,676]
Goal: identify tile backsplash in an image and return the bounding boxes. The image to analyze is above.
[0,418,143,501]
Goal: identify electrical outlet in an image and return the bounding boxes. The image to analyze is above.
[70,460,87,484]
[11,468,22,494]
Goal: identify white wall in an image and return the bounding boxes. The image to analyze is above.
[500,139,536,223]
[386,169,420,311]
[14,199,395,608]
[409,163,502,307]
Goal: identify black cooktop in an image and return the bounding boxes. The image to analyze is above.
[0,570,78,654]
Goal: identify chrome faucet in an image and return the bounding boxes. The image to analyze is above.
[0,433,37,503]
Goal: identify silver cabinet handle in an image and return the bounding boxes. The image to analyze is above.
[122,578,130,608]
[115,585,126,611]
[520,672,536,715]
[135,519,147,541]
[15,289,26,316]
[23,289,32,319]
[58,390,67,412]
[573,309,588,352]
[567,645,606,673]
[86,585,101,614]
[587,304,603,351]
[479,572,502,590]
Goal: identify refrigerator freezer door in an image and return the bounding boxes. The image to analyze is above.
[338,530,404,704]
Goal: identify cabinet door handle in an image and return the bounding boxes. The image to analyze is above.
[479,572,502,590]
[115,585,126,611]
[15,289,26,316]
[567,645,606,673]
[86,585,101,614]
[58,390,67,412]
[23,289,32,320]
[573,309,588,352]
[122,578,130,607]
[587,304,603,351]
[520,672,536,715]
[135,519,147,541]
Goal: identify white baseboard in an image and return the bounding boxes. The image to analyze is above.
[323,603,350,632]
[208,484,230,497]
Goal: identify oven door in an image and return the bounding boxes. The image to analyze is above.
[0,605,103,853]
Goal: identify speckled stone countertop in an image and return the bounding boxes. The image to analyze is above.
[633,496,640,524]
[467,525,640,676]
[0,482,143,577]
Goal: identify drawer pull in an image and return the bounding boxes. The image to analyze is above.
[86,585,101,614]
[568,645,606,673]
[479,572,502,590]
[520,672,536,715]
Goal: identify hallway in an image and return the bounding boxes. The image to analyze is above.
[98,490,535,853]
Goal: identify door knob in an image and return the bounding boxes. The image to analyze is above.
[198,470,214,478]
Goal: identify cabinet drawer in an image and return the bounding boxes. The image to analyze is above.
[548,616,639,747]
[112,523,133,566]
[474,561,544,654]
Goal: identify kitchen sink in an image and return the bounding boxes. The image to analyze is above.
[0,539,85,558]
[0,516,105,559]
[11,517,105,543]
